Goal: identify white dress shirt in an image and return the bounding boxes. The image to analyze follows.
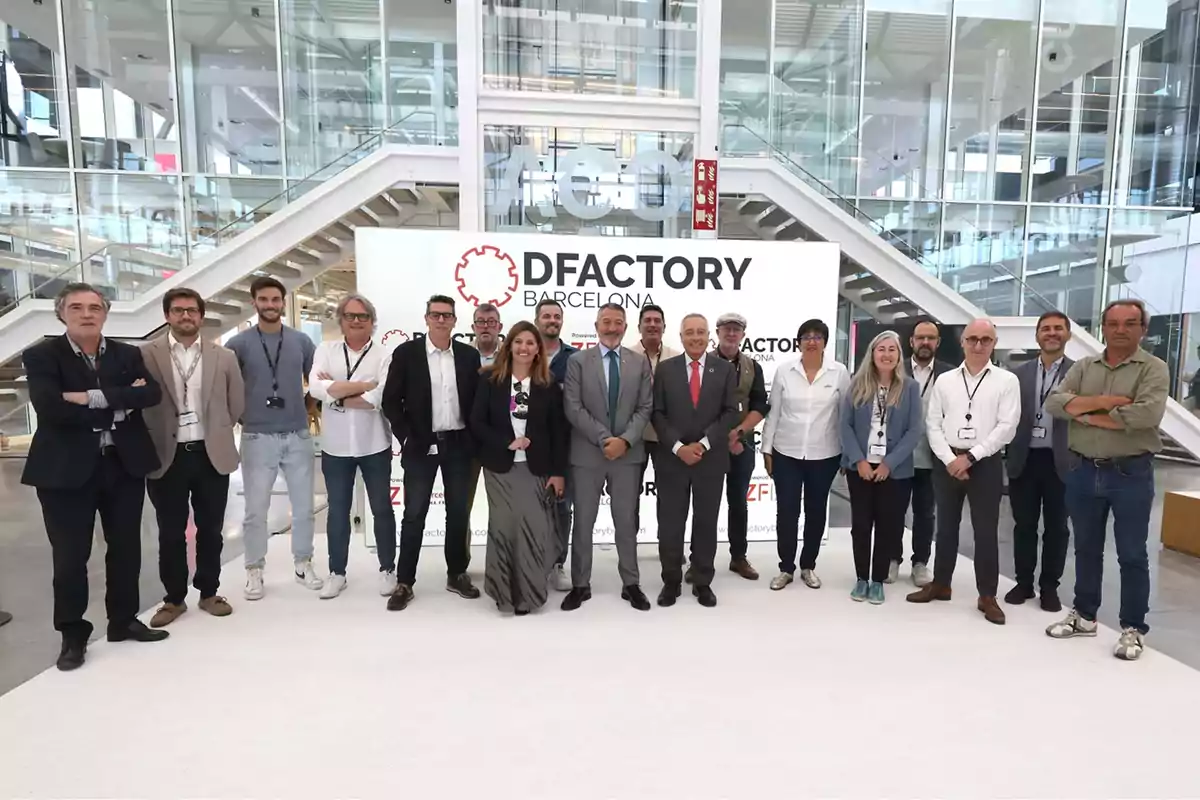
[670,352,712,454]
[926,362,1020,465]
[762,356,850,460]
[308,338,393,457]
[427,337,464,432]
[911,357,937,469]
[1030,356,1064,450]
[168,333,204,443]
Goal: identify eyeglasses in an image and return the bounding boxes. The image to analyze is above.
[511,381,530,420]
[427,311,455,322]
[342,312,372,322]
[964,336,996,347]
[474,319,501,329]
[799,334,825,343]
[169,307,201,317]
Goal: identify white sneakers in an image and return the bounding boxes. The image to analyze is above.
[294,559,324,591]
[552,564,572,592]
[911,563,932,587]
[1114,628,1145,661]
[321,574,348,600]
[884,561,900,584]
[379,570,399,596]
[244,567,265,601]
[1047,610,1145,661]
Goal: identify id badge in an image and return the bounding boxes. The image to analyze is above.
[178,410,199,426]
[869,443,887,457]
[957,427,977,440]
[1031,426,1047,439]
[427,444,439,456]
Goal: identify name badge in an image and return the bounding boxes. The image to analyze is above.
[427,444,439,456]
[869,444,887,457]
[178,410,199,426]
[958,427,977,440]
[1031,426,1047,439]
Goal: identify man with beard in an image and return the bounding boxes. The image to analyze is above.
[465,302,503,566]
[536,298,578,591]
[630,304,681,535]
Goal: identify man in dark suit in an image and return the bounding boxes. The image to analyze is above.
[653,313,739,608]
[22,282,167,671]
[1005,311,1074,612]
[381,294,482,610]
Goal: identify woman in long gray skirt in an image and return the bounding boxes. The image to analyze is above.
[470,321,568,614]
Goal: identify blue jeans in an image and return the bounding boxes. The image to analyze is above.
[1065,453,1154,634]
[241,430,315,569]
[321,449,396,576]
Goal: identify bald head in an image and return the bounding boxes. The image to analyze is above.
[962,318,997,372]
[963,318,997,339]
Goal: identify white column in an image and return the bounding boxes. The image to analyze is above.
[695,0,723,240]
[457,0,482,232]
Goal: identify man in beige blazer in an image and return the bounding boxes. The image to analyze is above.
[140,287,245,627]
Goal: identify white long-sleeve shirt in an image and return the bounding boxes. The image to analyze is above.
[925,362,1020,465]
[761,356,850,461]
[308,339,393,457]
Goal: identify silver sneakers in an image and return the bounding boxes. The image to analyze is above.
[911,563,932,587]
[884,560,900,584]
[1046,609,1098,639]
[1114,628,1146,661]
[799,569,822,589]
[769,572,794,591]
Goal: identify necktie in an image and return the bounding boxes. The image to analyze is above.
[606,350,621,432]
[689,360,701,407]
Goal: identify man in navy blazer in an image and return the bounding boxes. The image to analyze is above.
[1005,311,1074,612]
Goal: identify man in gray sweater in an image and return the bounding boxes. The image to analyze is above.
[226,277,323,600]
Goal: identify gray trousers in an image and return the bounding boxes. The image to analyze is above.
[570,461,642,588]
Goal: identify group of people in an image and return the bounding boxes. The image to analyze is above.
[21,277,1168,671]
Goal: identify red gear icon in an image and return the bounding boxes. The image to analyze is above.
[455,245,519,308]
[381,329,409,349]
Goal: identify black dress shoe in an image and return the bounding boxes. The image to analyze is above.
[561,587,591,611]
[693,584,717,607]
[1040,589,1063,613]
[621,584,651,611]
[447,573,481,599]
[57,638,87,671]
[107,619,169,643]
[514,609,531,617]
[684,566,696,585]
[387,584,414,611]
[657,583,682,607]
[0,610,12,627]
[1003,584,1035,605]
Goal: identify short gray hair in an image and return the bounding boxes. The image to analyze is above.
[336,293,378,326]
[473,302,500,320]
[55,282,110,323]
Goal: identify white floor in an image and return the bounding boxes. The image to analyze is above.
[1,534,1198,800]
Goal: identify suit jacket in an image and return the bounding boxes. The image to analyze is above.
[652,354,739,473]
[21,335,162,489]
[839,378,925,479]
[563,345,653,468]
[140,336,246,479]
[470,371,568,478]
[381,337,481,465]
[1007,356,1074,479]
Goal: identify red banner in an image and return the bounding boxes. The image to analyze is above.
[692,158,718,231]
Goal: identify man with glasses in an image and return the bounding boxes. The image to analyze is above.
[465,303,502,569]
[907,319,1019,626]
[381,295,482,610]
[141,288,244,627]
[1044,299,1168,661]
[536,298,578,591]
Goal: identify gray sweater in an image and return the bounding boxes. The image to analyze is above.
[227,325,316,434]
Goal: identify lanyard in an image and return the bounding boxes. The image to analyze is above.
[343,341,373,381]
[874,385,888,437]
[256,326,284,396]
[1036,360,1062,420]
[960,367,990,422]
[169,343,202,408]
[915,361,936,397]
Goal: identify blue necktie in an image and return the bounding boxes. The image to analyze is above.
[606,349,621,432]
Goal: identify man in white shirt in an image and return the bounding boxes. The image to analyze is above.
[907,319,1020,625]
[309,293,397,600]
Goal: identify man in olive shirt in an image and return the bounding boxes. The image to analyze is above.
[1043,299,1168,662]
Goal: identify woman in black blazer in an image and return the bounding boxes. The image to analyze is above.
[470,320,568,614]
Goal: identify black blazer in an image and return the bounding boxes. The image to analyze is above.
[21,335,162,489]
[381,337,481,464]
[470,371,568,478]
[652,354,739,471]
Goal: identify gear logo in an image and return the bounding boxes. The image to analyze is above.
[455,245,519,308]
[381,329,409,349]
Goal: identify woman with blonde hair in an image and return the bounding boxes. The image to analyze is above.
[470,321,568,614]
[839,330,924,604]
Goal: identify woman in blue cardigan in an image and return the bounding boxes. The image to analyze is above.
[840,330,924,604]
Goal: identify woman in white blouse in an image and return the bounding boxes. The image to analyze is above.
[762,319,851,591]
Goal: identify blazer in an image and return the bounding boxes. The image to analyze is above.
[1007,356,1074,480]
[563,345,654,468]
[470,371,568,478]
[381,337,481,465]
[652,354,740,472]
[140,336,246,479]
[839,377,925,480]
[21,335,162,489]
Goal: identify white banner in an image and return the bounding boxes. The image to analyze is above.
[356,230,840,545]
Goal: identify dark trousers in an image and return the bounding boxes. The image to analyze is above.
[37,451,146,640]
[657,460,724,587]
[395,433,472,586]
[635,440,661,536]
[902,467,935,565]
[1066,453,1153,634]
[773,453,840,573]
[465,459,483,567]
[847,472,912,582]
[322,448,396,576]
[931,454,1003,596]
[146,444,229,605]
[724,443,756,560]
[1008,449,1070,592]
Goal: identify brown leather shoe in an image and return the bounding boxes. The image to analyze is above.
[198,596,233,617]
[978,596,1006,625]
[149,602,186,628]
[905,583,952,603]
[729,558,760,580]
[387,584,414,611]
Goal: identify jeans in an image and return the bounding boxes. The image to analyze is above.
[321,448,396,576]
[1065,453,1154,634]
[395,433,472,586]
[903,467,935,565]
[725,443,756,560]
[772,453,840,573]
[241,430,315,569]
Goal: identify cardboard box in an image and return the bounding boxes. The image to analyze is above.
[1162,491,1200,558]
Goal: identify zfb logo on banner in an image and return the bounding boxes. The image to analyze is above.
[455,245,519,307]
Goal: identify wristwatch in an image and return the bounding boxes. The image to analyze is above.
[966,452,977,464]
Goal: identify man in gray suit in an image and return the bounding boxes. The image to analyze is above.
[653,314,738,608]
[562,303,654,612]
[1005,311,1074,612]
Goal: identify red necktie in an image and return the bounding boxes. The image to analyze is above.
[689,360,701,407]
